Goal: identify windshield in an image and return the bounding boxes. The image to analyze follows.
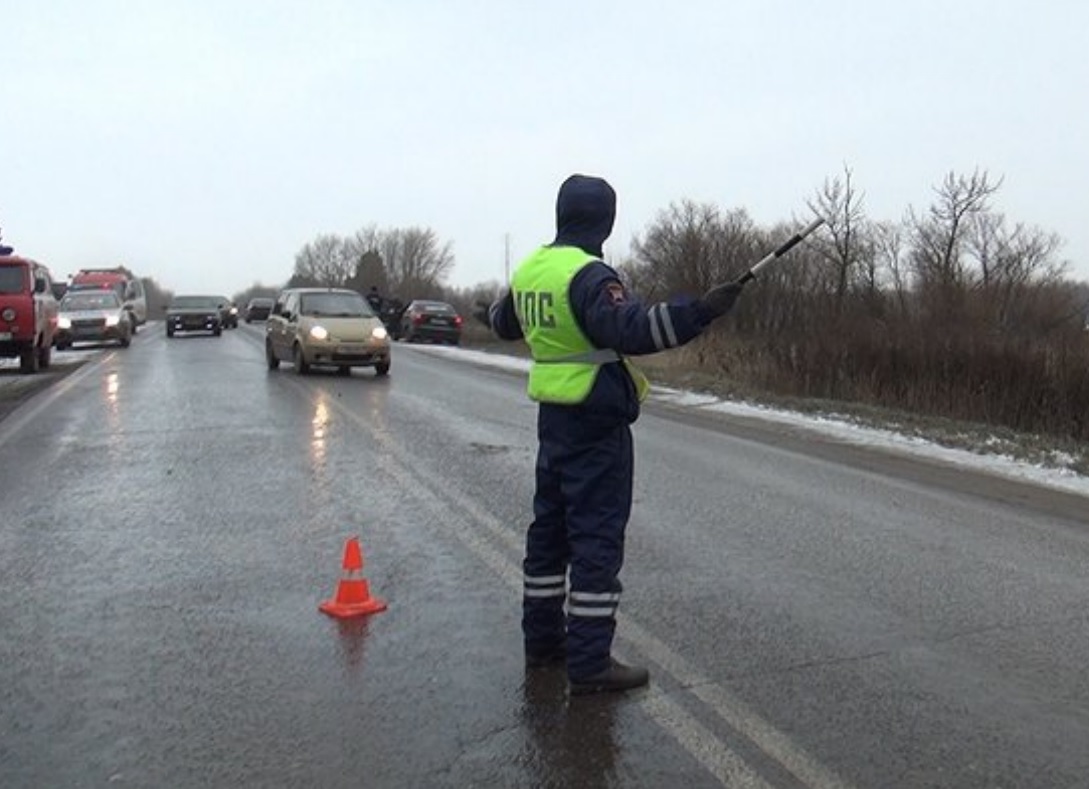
[0,265,26,294]
[171,296,221,309]
[62,292,122,311]
[299,292,374,318]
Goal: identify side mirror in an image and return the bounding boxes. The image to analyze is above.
[34,278,48,294]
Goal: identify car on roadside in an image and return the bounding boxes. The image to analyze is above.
[54,289,133,350]
[0,252,58,373]
[165,295,224,338]
[265,288,390,376]
[245,298,274,323]
[399,299,463,345]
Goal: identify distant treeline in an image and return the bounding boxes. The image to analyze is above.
[227,167,1089,442]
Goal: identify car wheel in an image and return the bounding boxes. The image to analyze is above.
[375,360,390,377]
[167,327,175,337]
[56,342,70,351]
[293,343,309,375]
[266,340,279,370]
[19,344,39,374]
[213,327,222,336]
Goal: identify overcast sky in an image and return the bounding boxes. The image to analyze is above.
[3,1,1087,297]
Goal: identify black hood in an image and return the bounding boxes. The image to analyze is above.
[553,174,616,257]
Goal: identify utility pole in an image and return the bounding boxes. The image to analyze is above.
[503,233,511,283]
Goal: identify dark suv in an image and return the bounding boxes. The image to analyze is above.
[165,295,224,337]
[0,253,58,373]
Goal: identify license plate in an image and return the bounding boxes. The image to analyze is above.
[431,318,449,325]
[337,344,367,354]
[0,332,11,341]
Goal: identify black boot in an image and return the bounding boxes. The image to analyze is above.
[569,659,649,696]
[525,647,566,669]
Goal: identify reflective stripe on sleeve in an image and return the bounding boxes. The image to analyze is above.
[659,303,678,347]
[648,305,665,350]
[649,303,678,350]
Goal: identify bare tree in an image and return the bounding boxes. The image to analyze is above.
[630,201,758,299]
[967,212,1065,289]
[293,223,456,295]
[382,227,455,296]
[872,220,910,316]
[808,165,874,305]
[292,234,356,287]
[966,211,1067,331]
[907,168,1002,289]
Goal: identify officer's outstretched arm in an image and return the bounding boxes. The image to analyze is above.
[573,264,712,356]
[482,290,523,341]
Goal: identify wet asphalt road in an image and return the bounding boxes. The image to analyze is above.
[2,325,1089,789]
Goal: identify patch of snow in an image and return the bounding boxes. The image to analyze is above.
[413,344,1089,499]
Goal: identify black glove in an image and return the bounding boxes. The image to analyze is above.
[699,281,744,320]
[471,300,492,328]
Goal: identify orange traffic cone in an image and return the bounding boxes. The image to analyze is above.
[319,536,388,618]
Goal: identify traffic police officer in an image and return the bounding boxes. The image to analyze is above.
[481,174,743,695]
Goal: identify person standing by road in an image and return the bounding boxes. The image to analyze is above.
[477,174,743,695]
[366,285,384,312]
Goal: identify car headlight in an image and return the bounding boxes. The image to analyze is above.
[230,306,238,315]
[58,316,72,329]
[372,326,388,340]
[309,325,329,341]
[105,314,120,327]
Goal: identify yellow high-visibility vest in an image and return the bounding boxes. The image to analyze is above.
[511,246,648,404]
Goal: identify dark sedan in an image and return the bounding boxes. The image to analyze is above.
[399,300,463,345]
[245,298,274,323]
[166,295,224,337]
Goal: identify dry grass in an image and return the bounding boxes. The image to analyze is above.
[463,331,1089,478]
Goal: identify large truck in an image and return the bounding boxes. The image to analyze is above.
[68,268,147,331]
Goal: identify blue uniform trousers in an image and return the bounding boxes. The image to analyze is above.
[522,405,634,680]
